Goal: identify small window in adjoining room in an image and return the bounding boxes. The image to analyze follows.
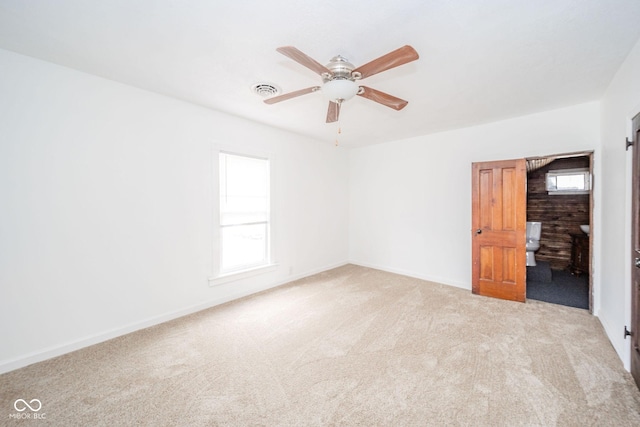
[218,152,270,274]
[545,168,591,194]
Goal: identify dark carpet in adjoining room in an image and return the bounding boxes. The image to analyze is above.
[527,261,589,309]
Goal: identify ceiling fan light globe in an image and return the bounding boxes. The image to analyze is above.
[322,79,359,103]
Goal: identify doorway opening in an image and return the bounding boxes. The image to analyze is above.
[524,151,593,312]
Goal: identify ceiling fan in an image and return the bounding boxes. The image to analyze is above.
[264,45,419,123]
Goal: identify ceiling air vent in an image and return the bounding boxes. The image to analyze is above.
[251,83,280,98]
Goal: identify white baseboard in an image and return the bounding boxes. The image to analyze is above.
[0,260,349,375]
[348,259,471,290]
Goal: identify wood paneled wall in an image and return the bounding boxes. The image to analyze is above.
[526,156,590,270]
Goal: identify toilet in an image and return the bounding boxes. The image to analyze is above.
[526,221,542,266]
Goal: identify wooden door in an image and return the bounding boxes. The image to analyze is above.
[472,159,527,302]
[631,112,640,388]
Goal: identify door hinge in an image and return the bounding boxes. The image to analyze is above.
[625,326,633,339]
[626,138,634,151]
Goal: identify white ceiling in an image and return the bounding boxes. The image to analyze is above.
[1,1,640,147]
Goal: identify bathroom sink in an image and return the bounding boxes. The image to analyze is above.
[580,225,590,235]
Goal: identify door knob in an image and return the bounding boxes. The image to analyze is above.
[476,229,482,235]
[635,257,640,268]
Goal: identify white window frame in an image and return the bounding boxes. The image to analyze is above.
[209,146,277,286]
[545,168,591,195]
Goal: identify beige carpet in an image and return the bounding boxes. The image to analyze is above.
[2,264,640,426]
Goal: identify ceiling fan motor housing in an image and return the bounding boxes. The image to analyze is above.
[323,55,360,83]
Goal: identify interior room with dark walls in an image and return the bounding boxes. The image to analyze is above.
[525,155,591,310]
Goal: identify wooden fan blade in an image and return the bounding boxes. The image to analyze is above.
[358,86,408,110]
[264,86,320,104]
[276,46,332,76]
[326,101,341,123]
[352,45,419,79]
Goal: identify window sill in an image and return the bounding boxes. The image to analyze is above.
[208,263,278,287]
[547,191,590,195]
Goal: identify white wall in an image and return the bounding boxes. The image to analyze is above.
[0,49,349,373]
[599,37,640,369]
[349,101,600,288]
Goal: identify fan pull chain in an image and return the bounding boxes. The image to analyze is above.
[335,106,341,146]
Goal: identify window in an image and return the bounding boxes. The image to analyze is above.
[218,152,271,274]
[545,168,591,194]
